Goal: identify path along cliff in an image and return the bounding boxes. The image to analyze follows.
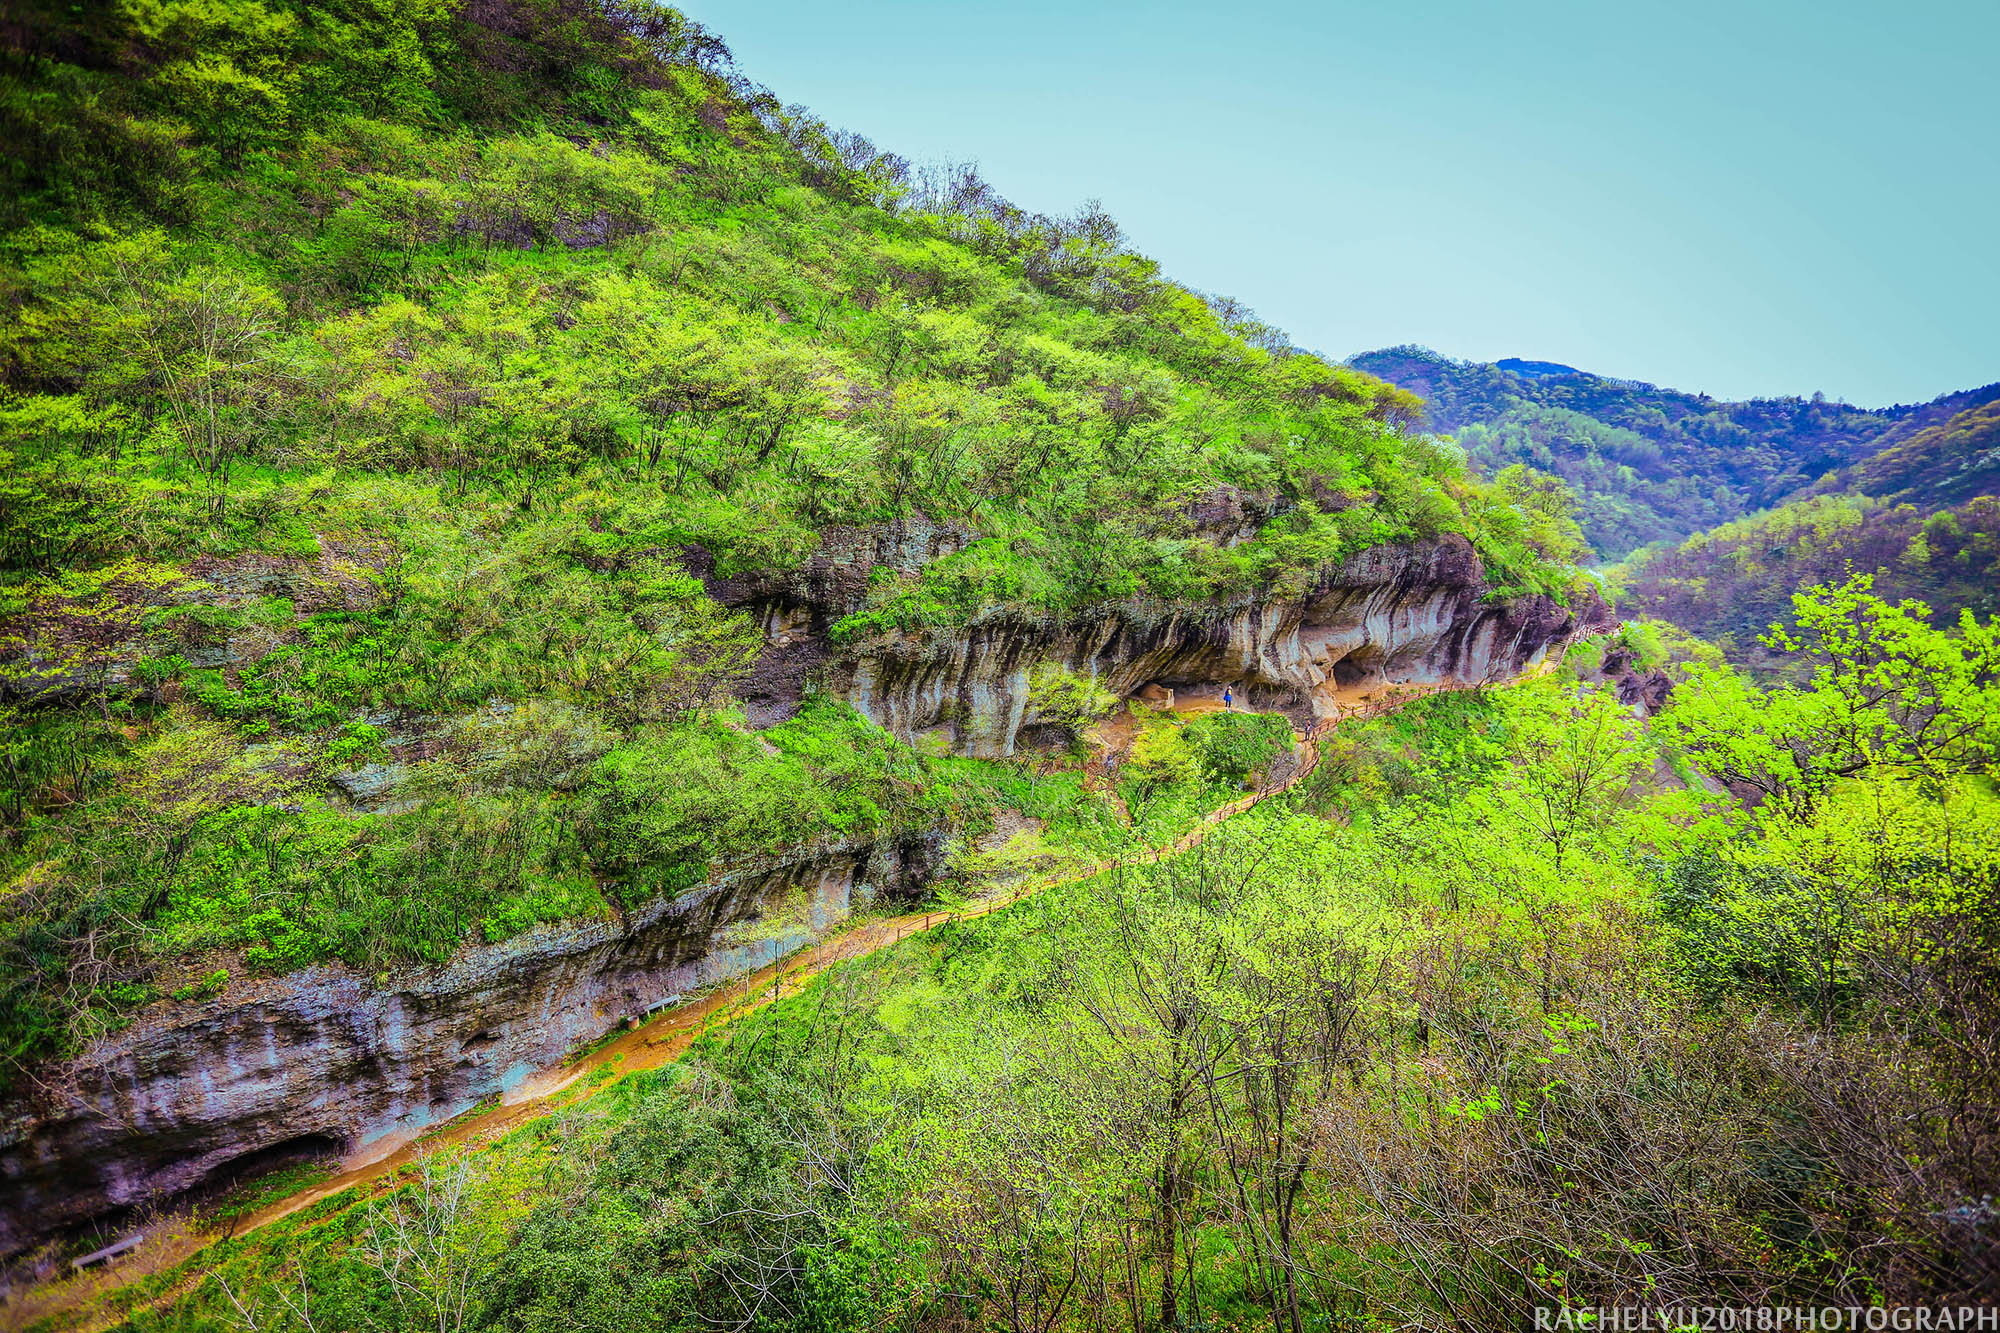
[1,682,1461,1331]
[0,521,1609,1327]
[0,530,1605,1271]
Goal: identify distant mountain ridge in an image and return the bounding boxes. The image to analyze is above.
[1614,393,2000,665]
[1348,345,2000,559]
[1494,357,1583,380]
[1803,396,2000,508]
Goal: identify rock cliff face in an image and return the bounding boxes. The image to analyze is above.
[1596,642,1674,714]
[2,529,1601,1257]
[700,526,1610,754]
[0,831,943,1258]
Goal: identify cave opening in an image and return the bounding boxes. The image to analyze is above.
[1329,649,1381,689]
[181,1133,347,1209]
[44,1132,354,1264]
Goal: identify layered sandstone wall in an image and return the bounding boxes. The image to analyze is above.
[703,526,1607,755]
[0,832,942,1256]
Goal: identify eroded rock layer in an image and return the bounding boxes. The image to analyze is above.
[1,532,1600,1256]
[0,833,943,1257]
[710,529,1609,754]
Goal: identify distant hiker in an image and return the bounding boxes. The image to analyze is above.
[1223,687,1233,709]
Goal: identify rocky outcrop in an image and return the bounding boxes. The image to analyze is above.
[704,527,1610,755]
[1,525,1600,1257]
[1597,641,1674,714]
[685,518,978,727]
[0,831,943,1258]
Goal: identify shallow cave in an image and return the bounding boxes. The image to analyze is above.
[1240,682,1310,721]
[184,1133,346,1204]
[1329,648,1383,689]
[1011,721,1075,752]
[869,830,950,905]
[46,1131,350,1263]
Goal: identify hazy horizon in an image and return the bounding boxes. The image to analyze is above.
[686,0,1999,408]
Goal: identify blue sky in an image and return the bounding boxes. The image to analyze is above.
[682,0,1997,407]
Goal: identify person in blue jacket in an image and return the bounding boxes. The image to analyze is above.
[1222,687,1233,709]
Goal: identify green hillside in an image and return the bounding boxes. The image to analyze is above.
[63,615,2000,1326]
[1614,492,2000,667]
[1350,344,2000,559]
[0,0,1578,1075]
[4,2,1998,1325]
[1599,391,2000,668]
[1805,397,2000,507]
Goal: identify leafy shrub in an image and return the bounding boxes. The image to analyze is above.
[1183,709,1292,786]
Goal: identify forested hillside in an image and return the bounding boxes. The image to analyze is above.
[1349,344,2000,558]
[1598,391,2000,667]
[1804,397,2000,508]
[3,0,1998,1326]
[34,584,2000,1330]
[1615,493,2000,667]
[0,0,1594,1085]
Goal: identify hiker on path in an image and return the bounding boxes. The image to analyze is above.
[1223,687,1233,709]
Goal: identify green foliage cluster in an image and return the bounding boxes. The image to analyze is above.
[1615,492,2000,666]
[1352,345,2000,560]
[1117,705,1292,806]
[1288,685,1513,815]
[585,698,949,903]
[0,0,1581,1079]
[1180,707,1293,785]
[1022,663,1119,749]
[161,584,2000,1329]
[0,12,1558,620]
[1651,573,1999,820]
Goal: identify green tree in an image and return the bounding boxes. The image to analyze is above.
[1496,682,1645,869]
[1025,664,1118,749]
[1184,710,1293,788]
[1075,856,1235,1331]
[1127,711,1199,801]
[81,248,293,520]
[1656,575,1999,819]
[1200,870,1379,1333]
[1494,462,1591,565]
